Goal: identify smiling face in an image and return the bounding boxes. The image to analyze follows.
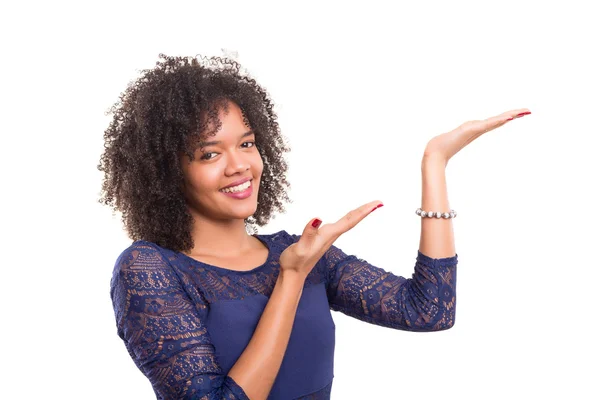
[179,101,263,222]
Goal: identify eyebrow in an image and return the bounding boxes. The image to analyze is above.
[198,130,255,147]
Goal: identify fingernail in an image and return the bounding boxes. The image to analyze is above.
[506,117,514,121]
[312,218,322,228]
[370,203,384,212]
[515,111,531,118]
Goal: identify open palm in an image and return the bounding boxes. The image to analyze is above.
[424,108,531,164]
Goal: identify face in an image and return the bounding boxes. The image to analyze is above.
[179,101,263,222]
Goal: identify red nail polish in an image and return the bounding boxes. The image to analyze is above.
[506,117,514,121]
[312,218,322,228]
[515,111,531,118]
[370,203,384,212]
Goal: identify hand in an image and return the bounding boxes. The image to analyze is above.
[423,108,531,165]
[279,200,384,279]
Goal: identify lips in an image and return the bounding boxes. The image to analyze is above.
[221,178,252,190]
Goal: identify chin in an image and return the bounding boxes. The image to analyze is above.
[234,201,258,217]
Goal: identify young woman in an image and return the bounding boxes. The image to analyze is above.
[99,54,530,400]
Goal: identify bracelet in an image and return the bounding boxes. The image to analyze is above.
[416,208,457,219]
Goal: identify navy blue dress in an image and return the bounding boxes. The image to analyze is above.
[110,230,458,399]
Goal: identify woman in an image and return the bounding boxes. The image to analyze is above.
[99,54,530,399]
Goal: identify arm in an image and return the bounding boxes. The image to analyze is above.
[281,158,458,332]
[110,243,250,399]
[111,242,304,400]
[419,155,456,258]
[324,243,457,332]
[227,271,304,400]
[280,230,457,332]
[259,161,458,333]
[282,156,458,331]
[319,158,458,331]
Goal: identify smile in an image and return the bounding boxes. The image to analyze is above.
[219,180,253,199]
[220,180,252,193]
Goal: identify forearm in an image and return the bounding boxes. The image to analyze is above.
[419,155,456,258]
[227,271,305,400]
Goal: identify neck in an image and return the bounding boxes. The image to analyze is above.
[185,210,255,257]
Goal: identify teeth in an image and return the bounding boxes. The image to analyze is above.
[221,180,251,193]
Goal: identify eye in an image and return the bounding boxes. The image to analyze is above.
[200,152,217,161]
[199,142,256,161]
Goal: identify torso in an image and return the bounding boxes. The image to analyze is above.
[184,235,270,272]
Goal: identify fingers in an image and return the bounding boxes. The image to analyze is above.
[460,108,531,148]
[302,217,321,239]
[330,200,383,236]
[509,108,531,117]
[478,115,510,133]
[465,108,531,136]
[505,108,531,121]
[299,200,382,249]
[493,108,531,124]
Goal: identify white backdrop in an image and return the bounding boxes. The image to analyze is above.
[2,0,599,399]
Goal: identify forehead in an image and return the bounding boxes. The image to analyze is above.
[195,101,253,147]
[210,102,246,130]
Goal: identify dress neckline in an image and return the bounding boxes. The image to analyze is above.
[176,234,273,274]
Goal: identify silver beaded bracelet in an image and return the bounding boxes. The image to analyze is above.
[416,208,457,219]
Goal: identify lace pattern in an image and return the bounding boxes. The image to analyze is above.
[283,232,458,331]
[111,242,251,399]
[110,230,458,399]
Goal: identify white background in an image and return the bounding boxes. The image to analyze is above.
[2,0,599,399]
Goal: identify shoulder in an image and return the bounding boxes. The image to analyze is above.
[113,240,166,272]
[110,240,181,291]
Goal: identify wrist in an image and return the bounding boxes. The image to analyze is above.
[277,271,305,304]
[278,269,306,287]
[422,153,447,170]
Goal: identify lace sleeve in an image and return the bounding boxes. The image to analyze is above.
[324,243,458,332]
[279,230,458,331]
[110,242,250,400]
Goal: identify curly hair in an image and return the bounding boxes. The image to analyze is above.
[97,54,292,253]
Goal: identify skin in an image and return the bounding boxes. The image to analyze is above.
[177,100,530,398]
[423,108,532,164]
[177,99,383,399]
[417,107,531,258]
[179,100,265,260]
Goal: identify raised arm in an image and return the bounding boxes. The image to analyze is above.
[315,108,531,332]
[324,243,457,332]
[280,230,456,332]
[317,148,458,332]
[419,154,455,258]
[419,107,531,257]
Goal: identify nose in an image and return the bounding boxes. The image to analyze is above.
[224,150,251,176]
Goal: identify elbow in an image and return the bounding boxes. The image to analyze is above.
[420,318,455,332]
[435,317,456,331]
[428,283,456,331]
[403,308,455,332]
[418,298,456,332]
[426,308,456,331]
